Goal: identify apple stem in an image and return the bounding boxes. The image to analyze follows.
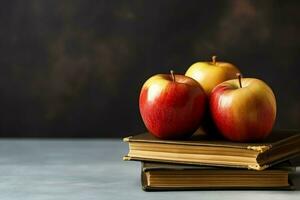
[237,73,243,88]
[170,70,175,82]
[212,55,217,64]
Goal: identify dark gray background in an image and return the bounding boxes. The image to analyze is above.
[0,0,299,137]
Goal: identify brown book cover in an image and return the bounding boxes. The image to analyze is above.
[123,130,300,170]
[141,161,295,191]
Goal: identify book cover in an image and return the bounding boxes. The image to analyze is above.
[124,130,300,170]
[141,161,295,191]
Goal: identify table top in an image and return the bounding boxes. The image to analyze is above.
[0,139,299,200]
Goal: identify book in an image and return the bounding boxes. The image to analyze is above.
[141,162,295,190]
[123,130,300,170]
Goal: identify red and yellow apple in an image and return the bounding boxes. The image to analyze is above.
[139,71,206,139]
[185,56,240,96]
[210,74,276,142]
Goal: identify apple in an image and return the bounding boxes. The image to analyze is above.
[185,56,240,96]
[185,56,241,135]
[139,71,206,139]
[210,73,276,142]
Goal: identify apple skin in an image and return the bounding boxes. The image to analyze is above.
[139,73,206,139]
[185,58,240,96]
[210,78,276,142]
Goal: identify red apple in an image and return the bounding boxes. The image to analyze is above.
[210,74,276,142]
[139,71,206,139]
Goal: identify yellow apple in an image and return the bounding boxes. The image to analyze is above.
[185,56,240,96]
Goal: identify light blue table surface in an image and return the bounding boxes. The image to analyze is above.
[0,139,299,200]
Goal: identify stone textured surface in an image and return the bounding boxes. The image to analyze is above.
[0,139,299,200]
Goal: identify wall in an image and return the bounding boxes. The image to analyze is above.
[0,0,299,137]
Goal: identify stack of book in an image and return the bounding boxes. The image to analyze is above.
[123,130,300,190]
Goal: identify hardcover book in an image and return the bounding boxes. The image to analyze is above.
[141,162,295,190]
[123,130,300,170]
